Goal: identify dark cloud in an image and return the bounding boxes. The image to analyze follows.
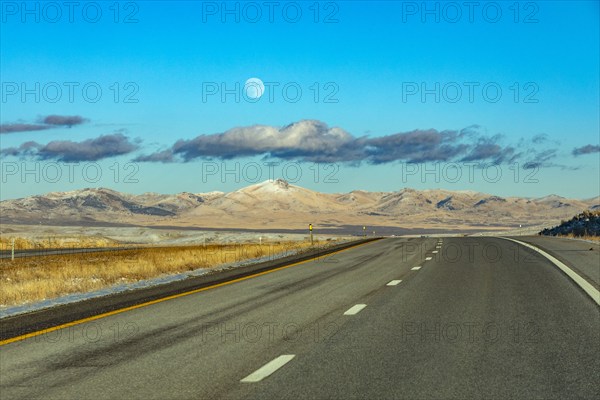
[133,149,175,163]
[37,134,138,162]
[0,124,52,134]
[0,141,42,157]
[1,134,138,162]
[572,144,600,156]
[1,115,88,134]
[461,135,518,164]
[366,129,469,163]
[531,133,549,144]
[462,143,515,163]
[169,120,356,162]
[134,119,558,167]
[41,115,88,127]
[523,149,558,169]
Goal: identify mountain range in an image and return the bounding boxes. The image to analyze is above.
[1,179,598,234]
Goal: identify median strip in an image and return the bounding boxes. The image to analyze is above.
[241,355,295,383]
[0,238,381,346]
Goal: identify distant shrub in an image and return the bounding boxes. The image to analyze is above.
[539,210,600,237]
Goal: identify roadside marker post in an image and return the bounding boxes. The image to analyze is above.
[309,224,314,245]
[11,238,15,261]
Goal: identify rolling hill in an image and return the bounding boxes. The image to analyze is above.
[1,179,598,233]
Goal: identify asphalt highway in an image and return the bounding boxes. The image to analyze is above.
[511,235,599,288]
[1,237,598,399]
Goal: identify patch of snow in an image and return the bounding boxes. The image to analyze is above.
[195,191,225,196]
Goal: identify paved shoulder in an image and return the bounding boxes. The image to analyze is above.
[511,236,599,289]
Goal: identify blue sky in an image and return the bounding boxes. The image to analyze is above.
[1,0,599,200]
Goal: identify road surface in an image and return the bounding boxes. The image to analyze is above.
[1,237,598,399]
[511,235,599,288]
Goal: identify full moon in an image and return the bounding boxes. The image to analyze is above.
[244,78,265,100]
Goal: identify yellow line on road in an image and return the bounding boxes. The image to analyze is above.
[0,239,379,346]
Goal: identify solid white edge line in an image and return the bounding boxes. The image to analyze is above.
[411,266,421,270]
[500,237,600,306]
[343,304,367,315]
[241,355,296,383]
[387,280,402,286]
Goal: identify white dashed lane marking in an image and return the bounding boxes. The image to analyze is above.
[387,280,402,286]
[343,304,367,315]
[241,355,296,383]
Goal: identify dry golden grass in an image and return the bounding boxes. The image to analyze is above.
[0,241,326,307]
[0,236,121,251]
